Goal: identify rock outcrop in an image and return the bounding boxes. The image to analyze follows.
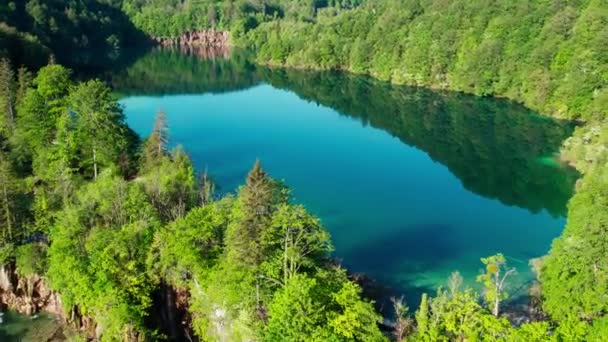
[154,30,230,48]
[0,265,63,317]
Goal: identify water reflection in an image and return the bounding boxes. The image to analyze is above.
[106,48,577,217]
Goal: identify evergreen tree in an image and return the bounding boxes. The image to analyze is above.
[0,58,15,135]
[0,152,16,243]
[415,293,431,340]
[68,79,127,180]
[199,168,216,206]
[142,110,169,170]
[16,64,72,151]
[228,160,276,266]
[15,66,32,106]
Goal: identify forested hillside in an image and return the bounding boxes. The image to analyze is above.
[118,0,362,38]
[0,0,145,67]
[1,0,608,340]
[248,0,606,122]
[2,58,603,342]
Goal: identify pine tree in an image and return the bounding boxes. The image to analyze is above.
[69,80,126,180]
[15,67,33,106]
[199,168,216,206]
[415,293,430,340]
[228,160,276,266]
[0,153,16,243]
[142,110,169,170]
[242,160,273,218]
[0,58,15,135]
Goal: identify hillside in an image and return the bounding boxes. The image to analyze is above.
[0,0,145,67]
[1,0,608,340]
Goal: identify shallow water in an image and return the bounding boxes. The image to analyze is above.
[111,49,578,304]
[0,311,64,342]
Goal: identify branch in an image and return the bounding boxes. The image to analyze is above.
[498,268,516,291]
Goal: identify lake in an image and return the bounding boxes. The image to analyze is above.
[107,48,578,305]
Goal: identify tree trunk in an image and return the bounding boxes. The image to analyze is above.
[7,93,14,126]
[493,271,500,317]
[2,182,12,241]
[92,147,98,180]
[283,229,289,284]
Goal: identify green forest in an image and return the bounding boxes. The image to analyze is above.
[1,0,608,341]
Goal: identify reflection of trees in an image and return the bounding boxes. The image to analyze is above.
[109,49,578,216]
[263,70,578,217]
[105,48,261,96]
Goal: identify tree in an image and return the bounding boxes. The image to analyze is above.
[227,160,277,266]
[262,204,331,285]
[414,293,432,341]
[68,79,127,180]
[142,110,169,170]
[51,110,78,202]
[264,275,386,342]
[391,296,413,341]
[0,152,17,242]
[0,58,15,135]
[199,168,216,206]
[263,275,326,341]
[476,253,516,317]
[15,67,33,106]
[327,281,386,341]
[17,64,72,150]
[140,145,198,222]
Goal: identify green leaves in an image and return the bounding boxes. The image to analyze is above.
[47,172,160,339]
[476,253,516,317]
[264,275,386,342]
[541,167,608,321]
[248,0,606,122]
[68,79,127,180]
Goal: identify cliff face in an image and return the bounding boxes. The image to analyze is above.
[0,265,63,317]
[154,30,230,48]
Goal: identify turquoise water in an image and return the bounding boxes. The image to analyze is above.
[113,49,578,304]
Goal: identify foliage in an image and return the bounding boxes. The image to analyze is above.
[264,274,386,342]
[14,242,46,277]
[247,0,607,123]
[476,253,516,317]
[1,0,147,67]
[0,0,607,337]
[541,167,608,322]
[119,0,362,39]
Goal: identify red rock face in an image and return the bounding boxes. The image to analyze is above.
[155,30,230,48]
[0,265,63,317]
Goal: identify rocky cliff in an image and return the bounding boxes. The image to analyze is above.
[154,30,230,48]
[0,265,63,317]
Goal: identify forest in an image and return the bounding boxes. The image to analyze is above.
[0,0,607,341]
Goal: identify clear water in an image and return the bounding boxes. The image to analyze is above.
[0,311,64,341]
[110,49,578,305]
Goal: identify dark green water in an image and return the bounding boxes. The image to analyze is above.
[0,311,64,341]
[109,48,578,303]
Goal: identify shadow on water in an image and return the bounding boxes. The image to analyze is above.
[344,223,462,272]
[341,223,463,309]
